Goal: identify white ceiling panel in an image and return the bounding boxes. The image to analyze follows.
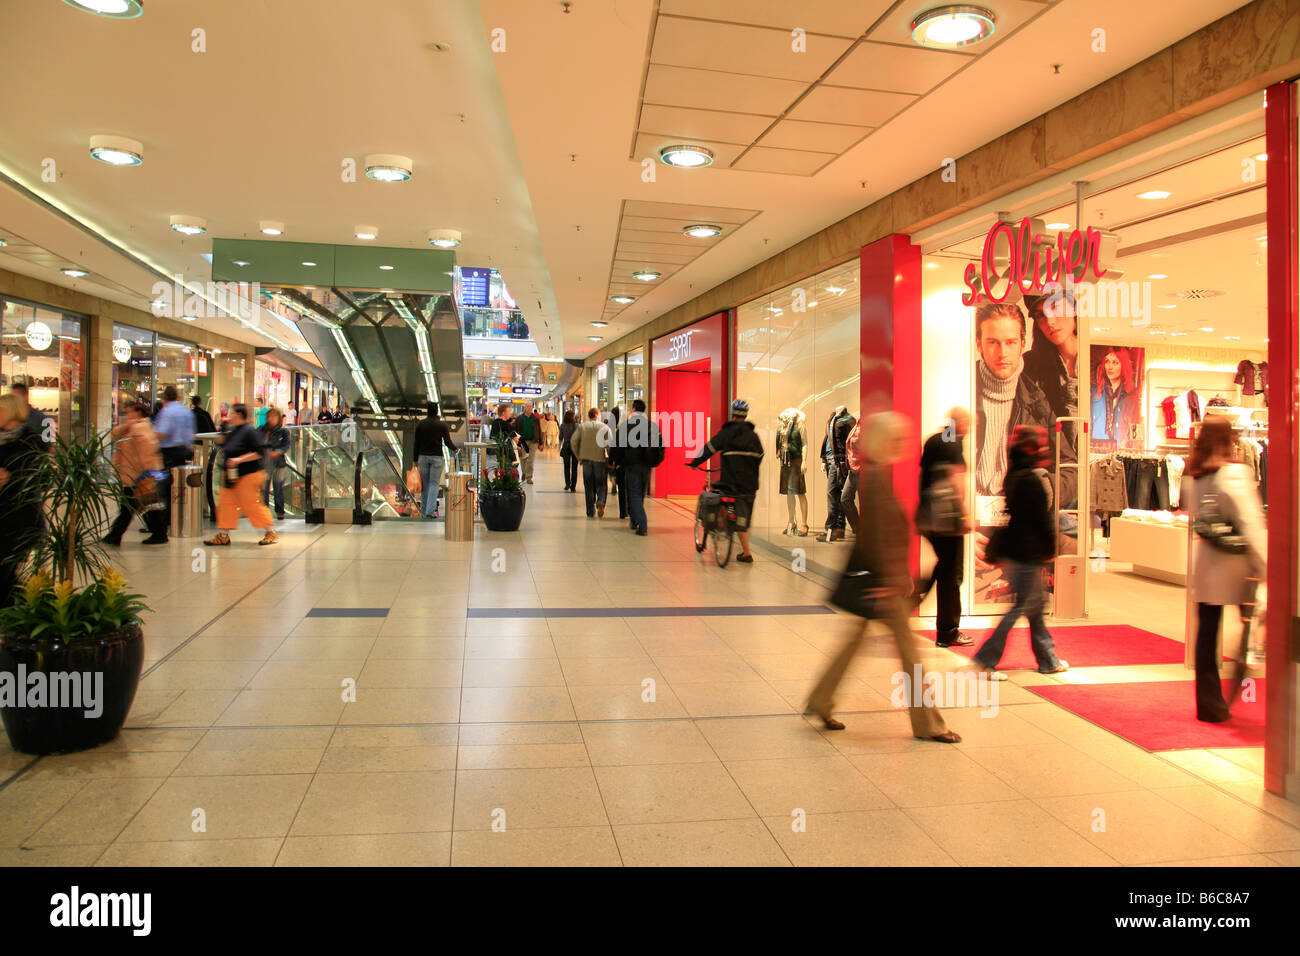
[652,16,853,82]
[826,41,972,95]
[657,0,896,39]
[643,64,806,115]
[757,119,871,153]
[732,147,838,176]
[622,201,760,224]
[787,85,916,125]
[637,104,775,145]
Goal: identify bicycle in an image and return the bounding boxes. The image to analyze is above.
[691,465,742,568]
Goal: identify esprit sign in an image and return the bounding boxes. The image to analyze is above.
[961,217,1114,306]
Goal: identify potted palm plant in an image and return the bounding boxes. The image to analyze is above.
[0,428,149,755]
[478,432,526,531]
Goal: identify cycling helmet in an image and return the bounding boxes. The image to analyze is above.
[730,398,749,418]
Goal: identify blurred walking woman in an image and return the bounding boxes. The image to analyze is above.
[806,412,960,743]
[205,403,277,547]
[0,394,43,606]
[1184,418,1265,722]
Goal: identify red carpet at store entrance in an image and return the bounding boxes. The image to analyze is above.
[1026,679,1267,751]
[918,625,1195,669]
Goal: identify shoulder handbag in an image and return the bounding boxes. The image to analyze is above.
[1193,474,1248,554]
[829,551,896,620]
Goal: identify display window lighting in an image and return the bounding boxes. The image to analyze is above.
[911,5,996,49]
[658,145,714,168]
[89,134,143,166]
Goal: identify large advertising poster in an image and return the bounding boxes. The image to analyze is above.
[971,292,1081,608]
[1090,344,1146,447]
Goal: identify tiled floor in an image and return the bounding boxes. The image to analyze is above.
[1,453,1295,867]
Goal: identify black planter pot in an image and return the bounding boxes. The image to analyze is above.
[479,489,526,531]
[0,622,145,755]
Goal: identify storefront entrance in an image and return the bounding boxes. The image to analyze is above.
[653,359,710,498]
[650,311,729,499]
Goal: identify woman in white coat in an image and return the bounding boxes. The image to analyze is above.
[1184,417,1266,723]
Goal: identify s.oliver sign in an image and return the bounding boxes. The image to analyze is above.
[961,217,1117,306]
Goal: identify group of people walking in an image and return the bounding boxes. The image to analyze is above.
[563,401,666,536]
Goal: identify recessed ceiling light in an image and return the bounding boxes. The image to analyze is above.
[1255,152,1267,162]
[632,270,661,281]
[168,215,206,236]
[1046,222,1071,230]
[1138,190,1171,200]
[259,220,284,236]
[911,5,996,48]
[301,261,317,267]
[1158,304,1177,309]
[232,259,250,267]
[590,321,608,328]
[364,153,413,182]
[61,267,89,278]
[428,229,461,248]
[609,295,636,304]
[683,224,722,238]
[355,226,378,240]
[1224,335,1241,340]
[379,265,394,271]
[1199,327,1215,332]
[658,145,714,168]
[89,134,143,166]
[62,0,144,16]
[0,238,7,248]
[1147,273,1167,279]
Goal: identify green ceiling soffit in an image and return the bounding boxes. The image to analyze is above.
[211,239,456,293]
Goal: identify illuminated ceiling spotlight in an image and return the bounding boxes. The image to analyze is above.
[428,229,462,248]
[62,0,143,19]
[259,220,285,236]
[683,224,722,238]
[355,225,378,240]
[590,321,608,328]
[911,5,996,49]
[631,269,661,282]
[609,295,635,304]
[169,214,206,236]
[364,153,413,183]
[1138,190,1171,200]
[89,134,143,167]
[61,267,90,278]
[658,144,714,168]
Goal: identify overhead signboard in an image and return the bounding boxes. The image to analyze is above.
[460,267,491,308]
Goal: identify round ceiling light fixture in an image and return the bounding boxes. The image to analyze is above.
[364,153,413,183]
[89,134,143,167]
[61,0,144,19]
[428,229,462,248]
[61,267,90,278]
[1138,190,1171,200]
[631,269,661,282]
[683,224,722,238]
[232,259,251,267]
[911,5,996,49]
[609,294,636,304]
[355,226,378,240]
[169,215,207,236]
[0,238,7,248]
[658,144,714,168]
[587,336,603,342]
[378,264,394,271]
[259,220,284,236]
[1045,221,1071,230]
[590,321,609,328]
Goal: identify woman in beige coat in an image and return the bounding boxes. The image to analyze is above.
[805,412,960,742]
[1184,417,1266,722]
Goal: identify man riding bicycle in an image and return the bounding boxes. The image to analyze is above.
[689,398,764,563]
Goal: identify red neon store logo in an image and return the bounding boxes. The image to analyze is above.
[961,219,1108,305]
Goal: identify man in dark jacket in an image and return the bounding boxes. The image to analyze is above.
[971,426,1069,676]
[688,399,764,563]
[413,402,458,518]
[612,399,664,536]
[191,395,217,434]
[916,408,972,647]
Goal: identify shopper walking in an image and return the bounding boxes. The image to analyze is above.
[613,399,665,535]
[514,403,539,484]
[688,399,764,563]
[9,383,51,449]
[190,395,217,434]
[542,412,559,453]
[558,410,579,492]
[806,412,960,741]
[0,394,44,606]
[1184,417,1266,722]
[915,408,973,647]
[413,402,458,519]
[103,401,168,545]
[607,406,628,520]
[154,384,195,533]
[971,425,1069,677]
[570,408,612,518]
[259,406,290,520]
[840,417,862,537]
[205,403,277,547]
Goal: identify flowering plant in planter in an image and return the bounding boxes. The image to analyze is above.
[479,433,522,492]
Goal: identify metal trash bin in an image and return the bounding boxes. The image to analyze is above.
[170,464,206,538]
[445,472,474,541]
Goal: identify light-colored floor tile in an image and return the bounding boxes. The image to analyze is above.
[615,818,790,867]
[456,744,590,770]
[368,637,467,660]
[247,659,367,690]
[357,659,465,688]
[963,743,1150,798]
[695,716,839,761]
[766,809,957,867]
[276,832,452,866]
[581,720,719,766]
[215,688,346,727]
[1149,786,1300,853]
[906,800,1118,866]
[567,683,687,721]
[0,777,94,846]
[24,750,186,780]
[849,749,1021,808]
[117,775,311,842]
[290,771,455,836]
[338,688,461,725]
[451,826,621,866]
[26,777,165,846]
[456,722,583,747]
[0,844,106,866]
[461,658,565,687]
[725,756,893,816]
[98,837,282,866]
[670,681,798,718]
[459,685,576,723]
[453,767,608,830]
[594,762,754,825]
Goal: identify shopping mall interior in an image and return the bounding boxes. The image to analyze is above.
[0,0,1299,890]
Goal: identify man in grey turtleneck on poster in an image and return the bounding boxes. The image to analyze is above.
[973,302,1053,497]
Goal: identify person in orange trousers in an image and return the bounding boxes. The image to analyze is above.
[204,402,277,546]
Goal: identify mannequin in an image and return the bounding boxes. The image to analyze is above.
[820,405,856,542]
[776,408,809,535]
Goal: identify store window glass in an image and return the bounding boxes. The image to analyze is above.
[611,356,626,412]
[154,336,198,408]
[111,322,154,425]
[2,297,87,439]
[626,347,645,403]
[212,353,246,423]
[735,260,861,548]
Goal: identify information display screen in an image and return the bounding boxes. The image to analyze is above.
[460,267,491,308]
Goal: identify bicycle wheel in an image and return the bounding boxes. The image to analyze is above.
[693,514,707,553]
[713,525,734,567]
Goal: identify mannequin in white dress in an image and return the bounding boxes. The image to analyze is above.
[776,408,809,535]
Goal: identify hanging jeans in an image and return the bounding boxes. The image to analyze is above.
[824,459,847,530]
[973,560,1063,672]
